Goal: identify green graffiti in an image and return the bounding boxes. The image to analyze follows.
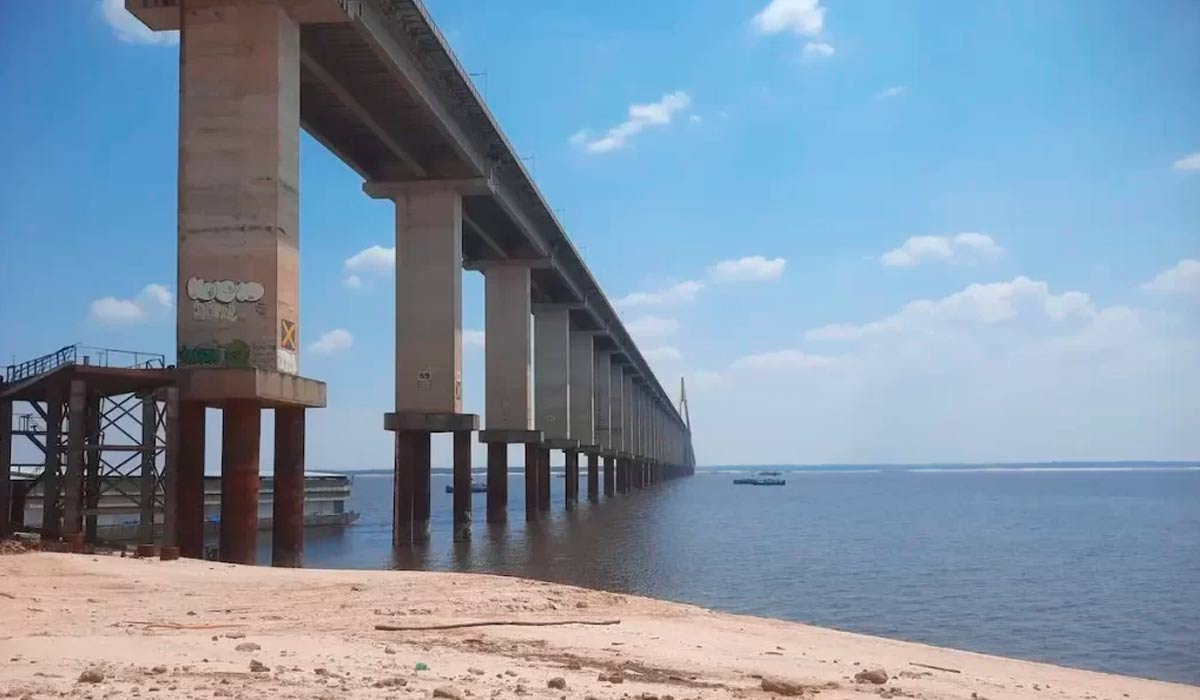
[178,345,222,366]
[225,339,250,368]
[178,339,251,368]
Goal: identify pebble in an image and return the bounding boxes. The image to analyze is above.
[433,686,464,700]
[373,677,408,688]
[855,668,889,685]
[249,660,270,673]
[761,678,808,696]
[469,667,485,675]
[235,642,261,652]
[78,668,105,684]
[547,677,566,689]
[384,646,397,655]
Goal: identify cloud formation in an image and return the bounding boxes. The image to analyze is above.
[88,284,172,325]
[753,0,826,36]
[627,315,679,340]
[709,256,787,282]
[1142,259,1200,294]
[570,91,692,153]
[342,244,394,286]
[880,233,1004,267]
[802,42,835,58]
[731,349,839,370]
[616,280,705,308]
[1173,152,1200,171]
[100,0,178,45]
[876,85,909,99]
[309,329,354,355]
[808,277,1094,341]
[463,329,486,348]
[644,346,682,362]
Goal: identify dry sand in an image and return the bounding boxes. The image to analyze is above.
[1,551,1196,700]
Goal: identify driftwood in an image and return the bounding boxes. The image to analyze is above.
[120,620,248,630]
[375,619,621,632]
[910,662,962,674]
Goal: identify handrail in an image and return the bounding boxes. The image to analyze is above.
[4,344,166,383]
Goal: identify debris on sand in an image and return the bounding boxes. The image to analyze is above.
[235,642,261,652]
[433,687,464,700]
[761,678,812,696]
[249,660,270,673]
[548,676,567,689]
[855,668,889,685]
[78,668,105,683]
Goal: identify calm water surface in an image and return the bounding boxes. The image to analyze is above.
[265,465,1200,685]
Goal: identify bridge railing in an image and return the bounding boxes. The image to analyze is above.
[4,344,166,383]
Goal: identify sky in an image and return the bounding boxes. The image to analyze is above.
[0,0,1197,469]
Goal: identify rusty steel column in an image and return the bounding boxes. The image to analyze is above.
[452,430,471,541]
[138,395,157,543]
[412,432,432,544]
[42,389,63,536]
[538,446,551,512]
[564,450,579,510]
[604,455,615,497]
[0,399,12,537]
[219,401,261,565]
[586,452,599,503]
[486,442,507,523]
[393,431,415,546]
[83,392,101,542]
[524,443,539,522]
[160,388,179,548]
[272,407,305,568]
[176,402,206,559]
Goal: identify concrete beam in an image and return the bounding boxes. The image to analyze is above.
[533,305,570,442]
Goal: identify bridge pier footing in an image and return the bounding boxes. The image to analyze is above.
[564,449,579,509]
[586,452,599,502]
[604,455,615,497]
[452,430,472,542]
[220,401,260,565]
[272,407,306,568]
[525,443,541,522]
[486,443,507,523]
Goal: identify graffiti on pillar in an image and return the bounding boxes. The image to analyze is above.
[280,319,298,351]
[177,339,251,368]
[186,277,265,322]
[276,348,298,375]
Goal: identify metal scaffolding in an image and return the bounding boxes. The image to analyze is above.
[1,345,177,545]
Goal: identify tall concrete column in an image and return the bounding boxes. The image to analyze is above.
[486,442,507,523]
[480,264,541,522]
[587,452,600,503]
[176,402,206,559]
[220,401,261,565]
[63,380,86,536]
[593,350,611,452]
[272,407,305,567]
[138,395,157,542]
[533,304,573,513]
[568,329,594,509]
[178,1,301,377]
[452,430,472,541]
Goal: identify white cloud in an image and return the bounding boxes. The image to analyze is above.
[880,232,1004,267]
[616,280,704,308]
[1142,259,1200,294]
[808,277,1095,341]
[1172,152,1200,171]
[309,329,354,355]
[753,0,826,36]
[343,275,363,289]
[876,85,909,99]
[627,315,679,340]
[100,0,178,45]
[570,91,692,153]
[731,349,839,370]
[88,283,172,325]
[344,245,395,274]
[708,256,787,283]
[644,346,682,362]
[689,114,702,124]
[802,42,835,58]
[463,329,486,348]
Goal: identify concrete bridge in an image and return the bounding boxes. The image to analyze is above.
[103,0,697,564]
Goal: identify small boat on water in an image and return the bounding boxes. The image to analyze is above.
[444,482,488,494]
[757,470,783,476]
[733,477,786,486]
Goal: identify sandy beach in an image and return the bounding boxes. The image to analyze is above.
[1,550,1196,700]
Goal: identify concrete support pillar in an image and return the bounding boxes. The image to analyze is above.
[486,266,533,430]
[176,402,206,559]
[452,430,471,541]
[178,0,301,376]
[0,399,12,537]
[138,395,157,543]
[564,449,579,509]
[272,407,305,567]
[412,433,432,543]
[41,391,62,536]
[587,452,599,502]
[593,350,611,451]
[161,388,179,548]
[538,446,551,512]
[64,380,86,536]
[569,332,594,447]
[603,454,615,497]
[84,391,101,540]
[393,431,416,546]
[486,443,507,523]
[524,443,540,522]
[610,363,624,451]
[534,306,571,442]
[219,401,261,565]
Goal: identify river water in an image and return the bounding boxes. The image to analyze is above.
[266,464,1200,685]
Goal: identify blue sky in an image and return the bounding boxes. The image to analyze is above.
[1,0,1197,468]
